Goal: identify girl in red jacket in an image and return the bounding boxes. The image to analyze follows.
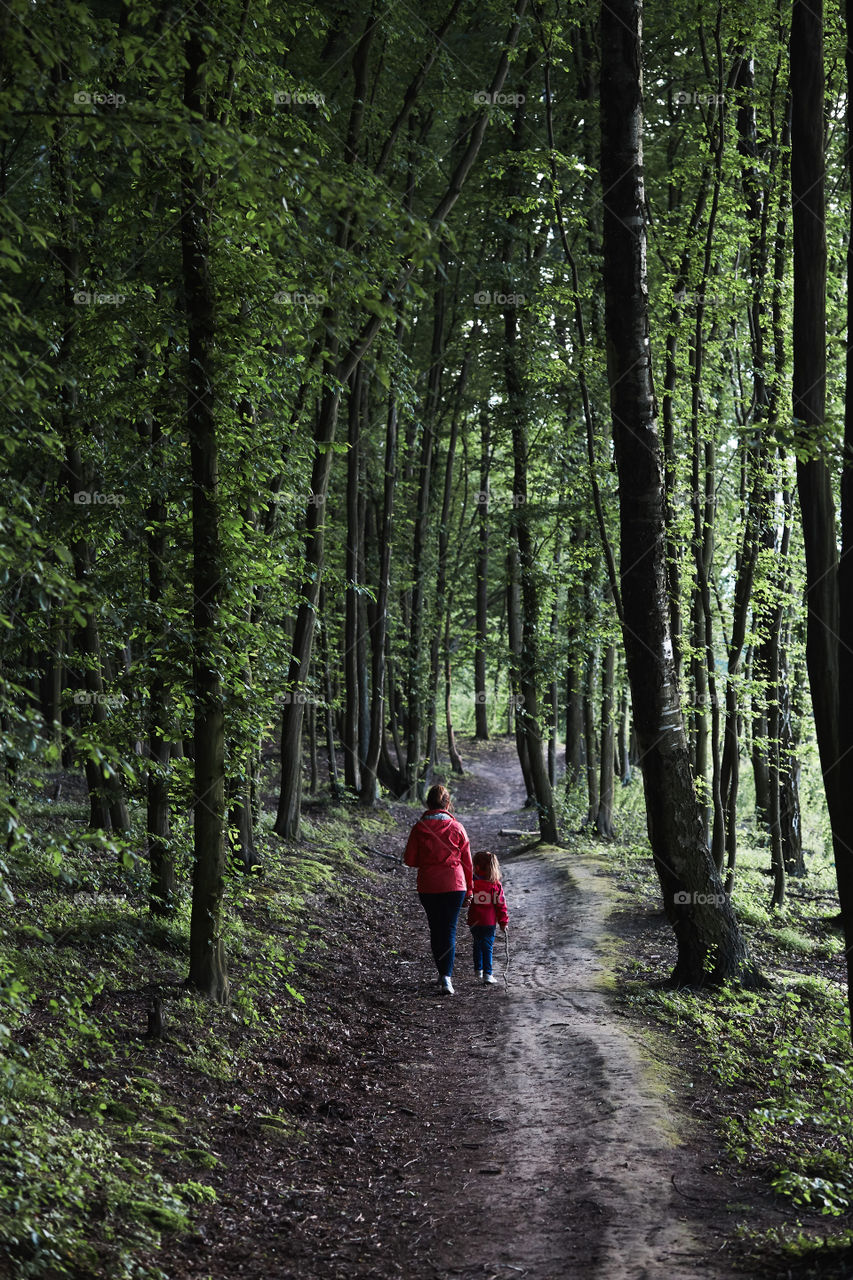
[404,784,473,995]
[467,850,509,985]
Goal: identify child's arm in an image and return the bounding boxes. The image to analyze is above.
[496,883,509,928]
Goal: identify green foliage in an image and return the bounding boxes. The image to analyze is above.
[0,770,387,1276]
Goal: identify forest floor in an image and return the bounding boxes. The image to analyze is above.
[9,733,853,1280]
[158,734,799,1280]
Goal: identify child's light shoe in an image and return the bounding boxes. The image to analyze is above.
[475,969,483,980]
[483,974,497,985]
[440,975,455,995]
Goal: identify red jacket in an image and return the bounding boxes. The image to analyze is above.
[404,809,473,894]
[467,876,509,929]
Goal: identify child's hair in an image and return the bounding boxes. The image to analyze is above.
[473,850,501,882]
[426,783,452,812]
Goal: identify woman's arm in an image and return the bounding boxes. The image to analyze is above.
[403,825,420,867]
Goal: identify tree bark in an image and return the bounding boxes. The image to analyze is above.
[361,352,402,803]
[474,410,490,739]
[182,19,228,1002]
[834,0,853,1038]
[343,368,363,793]
[505,303,558,842]
[600,0,761,986]
[595,641,616,838]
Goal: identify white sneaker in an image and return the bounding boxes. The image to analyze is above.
[483,974,497,985]
[440,975,455,995]
[475,969,483,980]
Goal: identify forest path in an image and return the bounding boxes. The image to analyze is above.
[407,736,736,1280]
[172,736,744,1280]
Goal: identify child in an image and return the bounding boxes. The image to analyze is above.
[466,851,509,985]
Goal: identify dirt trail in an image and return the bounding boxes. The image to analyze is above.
[409,738,737,1280]
[171,736,745,1280]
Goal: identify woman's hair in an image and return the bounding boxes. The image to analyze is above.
[473,850,501,882]
[426,783,452,812]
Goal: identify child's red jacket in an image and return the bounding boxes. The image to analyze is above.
[467,876,509,929]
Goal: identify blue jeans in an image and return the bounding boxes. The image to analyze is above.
[470,925,496,975]
[418,891,466,978]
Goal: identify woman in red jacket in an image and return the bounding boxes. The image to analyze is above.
[404,783,473,995]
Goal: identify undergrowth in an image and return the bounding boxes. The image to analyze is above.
[0,768,392,1279]
[601,774,853,1271]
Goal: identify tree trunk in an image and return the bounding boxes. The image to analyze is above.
[565,656,585,789]
[582,643,598,825]
[791,0,839,823]
[595,641,616,838]
[444,606,464,775]
[834,0,853,1038]
[474,410,490,739]
[505,303,558,842]
[274,385,341,836]
[361,354,402,803]
[142,413,174,913]
[405,267,446,799]
[506,544,535,804]
[600,0,762,986]
[182,21,228,1002]
[343,368,363,793]
[617,685,632,786]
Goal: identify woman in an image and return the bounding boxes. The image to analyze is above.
[404,783,473,995]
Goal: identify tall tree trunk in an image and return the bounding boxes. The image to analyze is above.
[565,654,585,789]
[182,20,228,1002]
[506,544,534,804]
[274,384,341,836]
[600,0,762,986]
[779,622,804,876]
[444,605,464,774]
[791,0,839,821]
[405,266,446,799]
[595,641,616,838]
[343,368,363,792]
[142,413,174,913]
[319,596,341,796]
[617,684,632,785]
[474,410,490,739]
[834,0,853,1038]
[361,353,402,803]
[505,303,558,842]
[582,642,599,825]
